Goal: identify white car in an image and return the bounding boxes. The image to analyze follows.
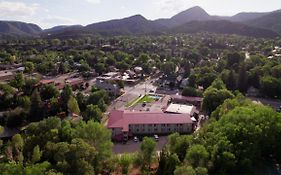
[133,136,139,142]
[154,135,159,141]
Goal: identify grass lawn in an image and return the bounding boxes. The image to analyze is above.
[125,95,155,107]
[137,95,154,104]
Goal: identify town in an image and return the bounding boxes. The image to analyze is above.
[0,2,281,174]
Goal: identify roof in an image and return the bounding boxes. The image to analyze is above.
[0,127,20,138]
[107,110,192,132]
[65,78,83,86]
[171,95,203,102]
[165,103,197,115]
[40,79,54,85]
[0,71,13,77]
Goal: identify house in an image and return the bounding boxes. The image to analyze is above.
[165,103,199,118]
[0,127,20,141]
[170,95,203,107]
[95,79,121,95]
[107,110,194,141]
[0,71,14,81]
[246,86,260,97]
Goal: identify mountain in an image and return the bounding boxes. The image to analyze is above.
[44,25,83,34]
[229,12,268,22]
[155,6,213,28]
[172,20,279,38]
[84,15,165,35]
[0,21,42,36]
[246,10,281,34]
[0,6,281,38]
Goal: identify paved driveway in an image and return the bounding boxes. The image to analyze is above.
[113,136,168,154]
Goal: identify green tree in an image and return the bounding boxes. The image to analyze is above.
[157,146,180,175]
[174,166,196,175]
[83,104,103,122]
[237,63,248,93]
[24,62,35,73]
[139,137,156,171]
[61,85,73,112]
[260,76,281,98]
[185,145,209,168]
[29,89,44,121]
[119,153,133,175]
[67,96,80,115]
[74,120,113,173]
[10,73,25,90]
[40,84,59,100]
[31,145,42,164]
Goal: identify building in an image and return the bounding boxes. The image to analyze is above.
[107,110,194,141]
[165,103,199,118]
[170,95,203,107]
[65,78,84,90]
[0,71,14,81]
[95,79,121,95]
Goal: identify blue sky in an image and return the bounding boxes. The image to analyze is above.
[0,0,280,29]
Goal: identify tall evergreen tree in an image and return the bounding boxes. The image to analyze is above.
[29,89,43,121]
[61,85,73,112]
[226,70,236,90]
[237,64,248,93]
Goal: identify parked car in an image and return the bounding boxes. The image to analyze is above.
[154,134,159,141]
[134,136,139,142]
[142,101,147,107]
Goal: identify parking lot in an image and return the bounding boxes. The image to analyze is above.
[113,136,168,154]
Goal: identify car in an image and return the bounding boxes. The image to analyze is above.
[133,136,139,142]
[149,89,155,93]
[154,134,159,141]
[142,101,147,107]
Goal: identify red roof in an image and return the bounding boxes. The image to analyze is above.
[40,79,54,85]
[107,110,192,132]
[65,78,83,86]
[170,95,203,102]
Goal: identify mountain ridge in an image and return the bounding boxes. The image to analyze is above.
[0,6,280,38]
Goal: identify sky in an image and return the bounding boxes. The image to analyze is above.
[0,0,281,29]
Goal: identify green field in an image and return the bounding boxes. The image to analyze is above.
[126,95,155,107]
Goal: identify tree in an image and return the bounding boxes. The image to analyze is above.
[67,96,80,115]
[83,104,103,122]
[260,76,281,98]
[40,84,59,100]
[157,146,180,175]
[182,87,202,97]
[74,120,113,173]
[31,145,42,164]
[161,61,176,75]
[61,85,73,112]
[119,153,133,175]
[139,137,156,171]
[24,62,35,73]
[185,145,209,168]
[10,73,25,90]
[237,63,248,93]
[202,83,234,114]
[174,166,196,175]
[225,70,236,90]
[29,89,44,121]
[168,133,192,161]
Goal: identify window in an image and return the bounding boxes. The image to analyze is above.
[161,124,166,127]
[154,124,157,127]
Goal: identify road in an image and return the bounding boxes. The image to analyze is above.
[107,77,158,112]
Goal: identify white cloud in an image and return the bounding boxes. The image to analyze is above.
[0,1,39,18]
[85,0,101,4]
